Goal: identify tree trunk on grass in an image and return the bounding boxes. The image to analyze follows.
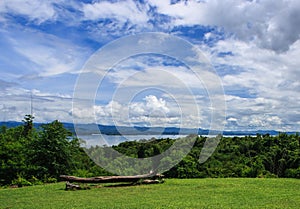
[60,173,164,184]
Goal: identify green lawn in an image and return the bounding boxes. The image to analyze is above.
[0,178,299,209]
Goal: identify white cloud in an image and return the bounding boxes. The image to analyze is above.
[197,34,300,131]
[3,0,300,52]
[227,117,237,122]
[82,0,149,25]
[72,94,208,128]
[0,0,60,24]
[149,0,300,52]
[0,87,73,123]
[201,36,300,96]
[224,94,299,131]
[110,66,198,89]
[105,55,210,93]
[131,95,170,117]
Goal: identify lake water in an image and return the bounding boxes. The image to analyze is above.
[78,134,250,147]
[79,134,188,147]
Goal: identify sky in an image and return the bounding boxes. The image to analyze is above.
[0,0,300,131]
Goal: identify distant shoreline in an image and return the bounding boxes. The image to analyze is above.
[1,121,297,136]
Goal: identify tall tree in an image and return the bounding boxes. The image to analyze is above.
[22,114,34,138]
[30,120,75,179]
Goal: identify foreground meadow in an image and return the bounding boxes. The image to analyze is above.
[0,178,299,209]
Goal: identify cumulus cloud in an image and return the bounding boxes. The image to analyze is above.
[149,0,300,52]
[77,0,300,54]
[195,28,300,131]
[72,95,180,126]
[130,95,170,117]
[71,91,222,129]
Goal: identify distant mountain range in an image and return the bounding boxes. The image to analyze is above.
[0,121,296,136]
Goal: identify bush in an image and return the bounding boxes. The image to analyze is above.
[29,176,43,185]
[285,168,300,178]
[43,176,57,183]
[12,176,32,187]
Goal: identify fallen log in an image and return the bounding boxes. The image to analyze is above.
[60,173,164,184]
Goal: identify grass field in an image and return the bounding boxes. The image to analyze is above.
[0,178,299,209]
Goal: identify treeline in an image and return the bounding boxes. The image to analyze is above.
[91,133,300,178]
[0,116,299,186]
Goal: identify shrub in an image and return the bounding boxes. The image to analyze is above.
[12,176,32,187]
[285,168,300,178]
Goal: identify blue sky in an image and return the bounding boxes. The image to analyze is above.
[1,0,300,131]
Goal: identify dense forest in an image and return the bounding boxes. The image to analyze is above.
[0,115,299,187]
